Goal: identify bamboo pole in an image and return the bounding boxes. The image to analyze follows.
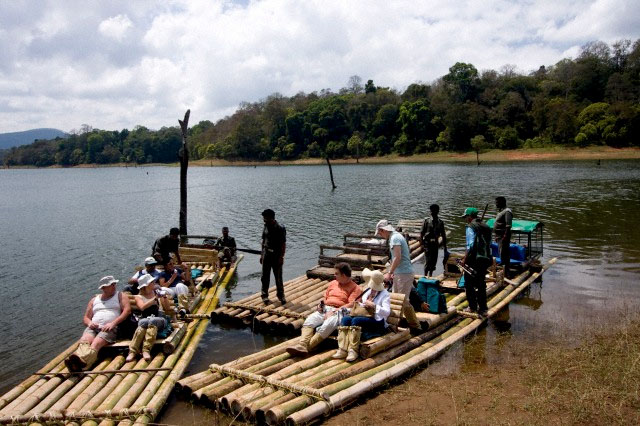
[0,343,77,412]
[0,363,66,415]
[83,358,163,426]
[359,328,411,358]
[28,358,117,415]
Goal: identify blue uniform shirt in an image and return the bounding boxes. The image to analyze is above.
[466,226,476,251]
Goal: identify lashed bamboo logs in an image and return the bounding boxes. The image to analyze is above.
[0,257,236,426]
[118,256,244,426]
[176,258,555,426]
[0,343,78,412]
[283,258,558,425]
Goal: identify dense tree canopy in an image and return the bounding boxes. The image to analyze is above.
[5,39,640,167]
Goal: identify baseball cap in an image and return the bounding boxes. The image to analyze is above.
[98,275,119,289]
[144,257,157,266]
[375,219,395,235]
[461,207,478,217]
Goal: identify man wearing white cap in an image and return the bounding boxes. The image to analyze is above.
[64,276,131,372]
[375,219,422,330]
[125,257,161,295]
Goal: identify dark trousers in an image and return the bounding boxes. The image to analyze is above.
[261,255,284,301]
[499,238,511,277]
[423,241,439,275]
[464,267,488,312]
[341,315,386,340]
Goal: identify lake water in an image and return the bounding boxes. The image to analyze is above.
[1,161,640,403]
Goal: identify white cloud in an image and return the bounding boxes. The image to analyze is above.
[98,14,133,41]
[0,0,638,132]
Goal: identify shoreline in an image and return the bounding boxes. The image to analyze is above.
[327,313,640,426]
[3,146,640,169]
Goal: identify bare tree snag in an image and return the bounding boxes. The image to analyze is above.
[178,109,190,236]
[325,157,337,190]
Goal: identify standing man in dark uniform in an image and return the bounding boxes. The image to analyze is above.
[261,209,286,305]
[461,207,492,316]
[420,204,448,277]
[152,227,181,264]
[493,197,513,278]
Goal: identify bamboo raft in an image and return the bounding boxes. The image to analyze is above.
[0,254,243,426]
[179,258,557,424]
[211,220,441,333]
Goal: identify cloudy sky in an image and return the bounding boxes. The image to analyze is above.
[0,0,638,133]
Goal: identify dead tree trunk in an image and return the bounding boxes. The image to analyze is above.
[325,157,337,190]
[178,110,190,236]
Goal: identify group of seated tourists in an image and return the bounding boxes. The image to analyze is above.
[64,251,196,372]
[286,263,392,363]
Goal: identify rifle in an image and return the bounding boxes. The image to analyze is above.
[480,203,489,222]
[209,245,262,255]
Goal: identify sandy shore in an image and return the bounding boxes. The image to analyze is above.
[5,146,638,169]
[190,146,640,167]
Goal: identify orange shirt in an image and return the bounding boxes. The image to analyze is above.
[324,280,362,308]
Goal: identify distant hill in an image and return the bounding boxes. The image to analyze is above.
[0,128,67,150]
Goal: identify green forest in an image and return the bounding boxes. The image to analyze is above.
[4,39,640,167]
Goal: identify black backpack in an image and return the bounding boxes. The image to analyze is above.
[469,220,493,269]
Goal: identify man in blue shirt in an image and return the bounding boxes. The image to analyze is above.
[376,219,421,330]
[461,207,491,316]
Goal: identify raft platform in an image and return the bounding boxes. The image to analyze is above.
[180,258,557,425]
[0,252,241,426]
[211,220,440,333]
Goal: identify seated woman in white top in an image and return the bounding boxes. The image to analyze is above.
[126,274,173,362]
[334,268,391,362]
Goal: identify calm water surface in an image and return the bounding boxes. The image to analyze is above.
[1,161,640,405]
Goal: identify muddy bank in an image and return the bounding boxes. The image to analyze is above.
[326,314,640,426]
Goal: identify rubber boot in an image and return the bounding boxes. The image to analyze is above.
[286,326,314,357]
[142,325,158,361]
[403,304,422,331]
[126,327,145,362]
[332,326,349,359]
[307,333,324,352]
[346,326,362,362]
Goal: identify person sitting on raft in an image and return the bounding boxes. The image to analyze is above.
[124,257,161,295]
[286,262,362,357]
[126,274,173,362]
[65,276,131,372]
[334,268,391,362]
[158,259,191,315]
